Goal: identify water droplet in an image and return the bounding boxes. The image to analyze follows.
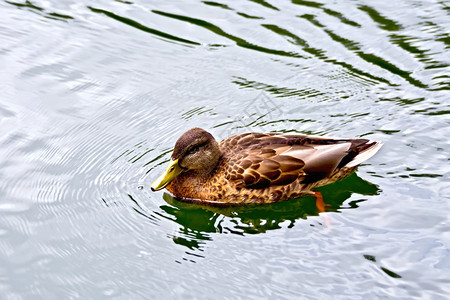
[137,185,144,190]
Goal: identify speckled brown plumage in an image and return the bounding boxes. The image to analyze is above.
[155,128,382,205]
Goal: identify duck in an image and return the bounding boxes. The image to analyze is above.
[151,127,382,206]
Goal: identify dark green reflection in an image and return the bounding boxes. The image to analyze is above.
[358,5,403,31]
[380,267,402,278]
[298,14,427,88]
[364,254,402,279]
[6,0,74,21]
[6,0,44,11]
[232,76,325,98]
[249,0,279,11]
[202,1,233,10]
[156,172,380,253]
[263,20,391,85]
[292,0,360,27]
[152,10,305,58]
[88,7,200,46]
[201,1,264,19]
[292,0,323,8]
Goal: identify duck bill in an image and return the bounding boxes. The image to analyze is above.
[151,159,183,191]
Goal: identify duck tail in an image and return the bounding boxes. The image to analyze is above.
[344,141,383,168]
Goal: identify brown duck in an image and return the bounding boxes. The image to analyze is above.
[151,128,382,206]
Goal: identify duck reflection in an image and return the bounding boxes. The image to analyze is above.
[157,172,379,256]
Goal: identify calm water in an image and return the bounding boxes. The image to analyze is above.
[1,0,449,298]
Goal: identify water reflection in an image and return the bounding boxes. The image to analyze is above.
[363,254,402,279]
[5,0,74,21]
[153,172,379,258]
[88,7,201,46]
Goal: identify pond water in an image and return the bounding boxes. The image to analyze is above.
[1,0,449,298]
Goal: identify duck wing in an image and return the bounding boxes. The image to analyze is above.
[220,133,381,189]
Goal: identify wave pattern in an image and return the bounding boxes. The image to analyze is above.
[0,0,449,298]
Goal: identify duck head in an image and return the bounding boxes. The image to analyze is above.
[150,128,220,191]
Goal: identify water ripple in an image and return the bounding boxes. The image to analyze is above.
[5,0,74,22]
[152,9,307,58]
[88,6,201,46]
[1,0,449,297]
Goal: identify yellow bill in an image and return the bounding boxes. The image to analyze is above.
[151,159,183,191]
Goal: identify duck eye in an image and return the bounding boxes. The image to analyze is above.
[188,146,199,155]
[187,141,208,156]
